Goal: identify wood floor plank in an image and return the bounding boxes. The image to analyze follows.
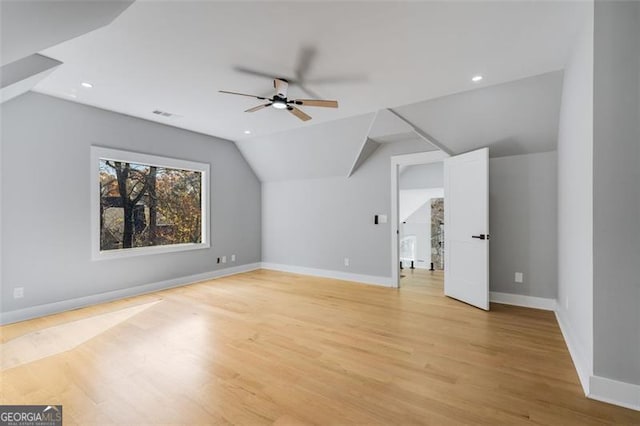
[1,269,639,424]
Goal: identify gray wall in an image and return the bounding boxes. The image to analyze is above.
[262,139,432,277]
[489,151,558,299]
[556,8,594,383]
[1,92,261,314]
[263,138,558,299]
[593,0,640,385]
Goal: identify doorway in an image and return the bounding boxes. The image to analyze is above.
[399,187,444,271]
[390,151,448,287]
[391,148,490,310]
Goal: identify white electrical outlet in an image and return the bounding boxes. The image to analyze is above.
[378,214,388,223]
[231,254,236,262]
[515,272,524,283]
[221,256,227,264]
[344,257,350,267]
[13,287,24,299]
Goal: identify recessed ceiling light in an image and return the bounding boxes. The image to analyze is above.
[471,75,483,83]
[244,130,251,135]
[81,82,93,88]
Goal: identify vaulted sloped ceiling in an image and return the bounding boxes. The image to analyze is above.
[32,1,589,141]
[238,72,563,182]
[348,109,438,177]
[0,0,134,66]
[8,1,577,183]
[236,113,376,182]
[368,109,414,143]
[238,106,441,182]
[0,0,133,103]
[1,55,62,103]
[394,71,564,158]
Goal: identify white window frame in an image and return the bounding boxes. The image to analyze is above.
[91,146,210,261]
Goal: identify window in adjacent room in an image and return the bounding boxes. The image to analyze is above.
[91,147,210,260]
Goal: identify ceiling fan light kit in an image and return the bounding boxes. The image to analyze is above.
[272,99,288,109]
[219,78,338,122]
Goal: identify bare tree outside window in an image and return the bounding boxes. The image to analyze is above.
[99,159,202,251]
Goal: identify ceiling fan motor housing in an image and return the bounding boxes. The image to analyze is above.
[274,78,289,98]
[219,78,337,121]
[272,95,289,109]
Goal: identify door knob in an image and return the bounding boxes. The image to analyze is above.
[472,234,489,240]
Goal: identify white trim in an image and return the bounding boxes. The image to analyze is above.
[589,376,640,411]
[347,110,379,177]
[489,292,556,311]
[0,263,260,325]
[386,108,453,155]
[390,150,449,288]
[555,307,592,395]
[492,294,596,401]
[501,296,640,412]
[90,146,211,261]
[260,262,394,287]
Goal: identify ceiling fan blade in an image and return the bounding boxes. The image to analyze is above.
[296,84,322,100]
[288,106,312,122]
[274,78,289,98]
[234,66,294,84]
[234,66,281,79]
[219,90,268,100]
[245,103,272,113]
[292,99,339,108]
[295,46,317,80]
[304,75,367,85]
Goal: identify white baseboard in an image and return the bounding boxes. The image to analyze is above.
[589,375,640,411]
[260,262,394,287]
[0,262,261,325]
[554,308,591,395]
[489,291,557,311]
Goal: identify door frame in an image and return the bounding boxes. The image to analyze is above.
[390,150,449,288]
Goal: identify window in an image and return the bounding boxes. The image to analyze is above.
[91,147,210,260]
[400,235,417,262]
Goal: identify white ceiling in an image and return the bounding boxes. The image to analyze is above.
[400,188,444,223]
[395,71,564,157]
[0,0,133,66]
[236,113,376,182]
[33,0,589,142]
[368,109,413,141]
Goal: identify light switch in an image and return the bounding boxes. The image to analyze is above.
[378,215,388,223]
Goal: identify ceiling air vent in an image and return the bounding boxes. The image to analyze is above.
[152,109,176,118]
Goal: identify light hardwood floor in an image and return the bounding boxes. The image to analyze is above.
[1,269,639,425]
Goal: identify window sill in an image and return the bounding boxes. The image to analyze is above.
[92,242,210,261]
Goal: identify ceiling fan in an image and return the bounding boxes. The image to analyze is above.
[219,78,338,122]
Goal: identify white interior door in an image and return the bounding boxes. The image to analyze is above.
[444,148,490,310]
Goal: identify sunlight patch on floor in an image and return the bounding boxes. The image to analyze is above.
[0,300,161,371]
